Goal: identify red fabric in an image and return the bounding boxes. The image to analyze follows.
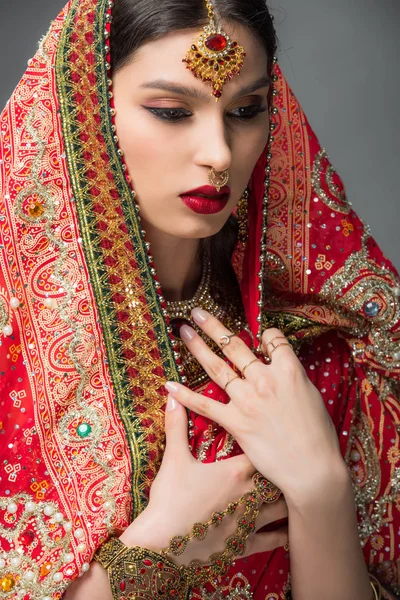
[0,1,398,599]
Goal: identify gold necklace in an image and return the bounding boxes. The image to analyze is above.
[165,263,244,388]
[166,262,224,336]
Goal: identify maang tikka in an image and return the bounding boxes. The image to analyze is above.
[183,0,246,100]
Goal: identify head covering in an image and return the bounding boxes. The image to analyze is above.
[0,0,399,598]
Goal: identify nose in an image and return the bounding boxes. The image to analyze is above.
[194,114,232,174]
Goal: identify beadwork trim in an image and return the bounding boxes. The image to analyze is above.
[255,58,278,349]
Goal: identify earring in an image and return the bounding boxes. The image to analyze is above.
[236,187,249,244]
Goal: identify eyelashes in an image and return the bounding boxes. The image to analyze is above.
[144,104,268,123]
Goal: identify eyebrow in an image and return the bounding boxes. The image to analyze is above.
[139,75,271,101]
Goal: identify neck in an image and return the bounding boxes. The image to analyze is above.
[144,222,202,302]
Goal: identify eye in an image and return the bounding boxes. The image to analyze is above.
[144,107,193,122]
[228,104,268,120]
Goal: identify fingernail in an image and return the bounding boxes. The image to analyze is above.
[180,325,195,341]
[165,381,180,395]
[191,307,209,324]
[166,395,178,412]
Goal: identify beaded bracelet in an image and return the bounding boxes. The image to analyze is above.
[95,474,281,595]
[162,489,261,587]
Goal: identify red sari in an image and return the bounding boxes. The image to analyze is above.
[0,1,399,598]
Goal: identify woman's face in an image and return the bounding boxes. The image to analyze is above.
[113,22,270,241]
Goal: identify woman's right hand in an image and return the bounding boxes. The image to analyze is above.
[119,396,289,565]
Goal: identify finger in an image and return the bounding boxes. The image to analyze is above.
[165,381,231,429]
[255,496,289,530]
[190,309,262,376]
[180,325,249,396]
[245,527,289,557]
[163,395,192,459]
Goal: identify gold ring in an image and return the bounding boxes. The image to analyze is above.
[241,358,259,378]
[224,375,240,393]
[264,337,291,364]
[220,333,236,349]
[252,472,282,504]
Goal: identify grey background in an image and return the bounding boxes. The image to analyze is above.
[1,0,399,269]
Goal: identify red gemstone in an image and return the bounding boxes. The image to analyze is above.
[143,559,153,566]
[20,529,35,546]
[205,34,227,52]
[119,581,126,592]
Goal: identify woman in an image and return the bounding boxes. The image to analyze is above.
[0,0,398,598]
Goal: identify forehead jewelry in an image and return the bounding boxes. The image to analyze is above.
[183,0,246,100]
[209,167,229,192]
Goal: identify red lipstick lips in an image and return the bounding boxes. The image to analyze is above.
[180,185,231,215]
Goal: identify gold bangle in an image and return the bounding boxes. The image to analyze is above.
[369,574,383,600]
[94,539,189,600]
[370,582,379,600]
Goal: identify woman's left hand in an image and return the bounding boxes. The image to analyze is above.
[166,308,348,506]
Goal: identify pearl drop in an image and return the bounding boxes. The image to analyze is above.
[393,351,400,361]
[393,286,400,297]
[77,543,86,552]
[0,558,6,568]
[53,572,63,583]
[10,297,20,310]
[25,501,36,513]
[103,501,112,510]
[74,528,85,540]
[53,512,64,523]
[24,571,35,582]
[82,562,90,573]
[7,502,18,514]
[64,553,74,563]
[3,325,13,337]
[350,450,361,462]
[64,521,73,532]
[17,590,26,599]
[43,505,55,517]
[43,597,52,600]
[11,556,21,568]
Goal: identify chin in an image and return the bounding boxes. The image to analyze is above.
[165,214,229,240]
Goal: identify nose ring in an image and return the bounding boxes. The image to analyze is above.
[209,168,229,192]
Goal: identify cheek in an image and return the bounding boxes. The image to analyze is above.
[233,122,270,180]
[115,110,169,177]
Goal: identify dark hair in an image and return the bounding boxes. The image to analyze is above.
[110,0,277,304]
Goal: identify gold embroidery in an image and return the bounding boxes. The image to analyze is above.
[311,149,351,214]
[319,226,400,370]
[0,295,8,331]
[345,385,400,542]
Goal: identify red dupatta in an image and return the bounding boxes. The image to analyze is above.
[0,1,399,598]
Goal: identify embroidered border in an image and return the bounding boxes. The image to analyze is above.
[56,0,181,517]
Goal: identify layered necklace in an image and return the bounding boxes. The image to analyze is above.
[165,262,245,388]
